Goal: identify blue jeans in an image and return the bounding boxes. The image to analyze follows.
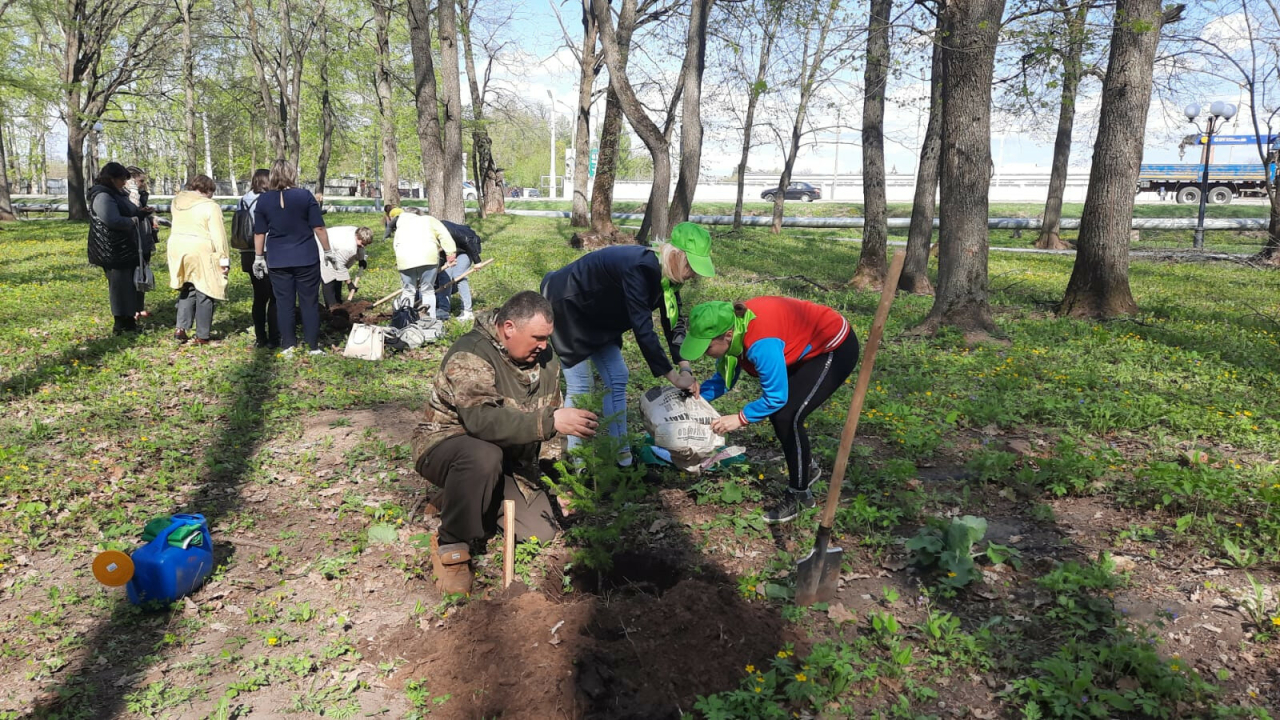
[562,344,631,465]
[434,253,473,319]
[399,265,438,317]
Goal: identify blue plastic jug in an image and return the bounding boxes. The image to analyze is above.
[126,514,213,605]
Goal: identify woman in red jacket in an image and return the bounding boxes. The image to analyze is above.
[681,297,860,523]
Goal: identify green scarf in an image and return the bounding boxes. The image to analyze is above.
[716,309,756,390]
[660,277,679,322]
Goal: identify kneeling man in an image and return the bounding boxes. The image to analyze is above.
[412,291,599,594]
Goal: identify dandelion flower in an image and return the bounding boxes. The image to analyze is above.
[267,637,279,646]
[745,664,755,673]
[947,571,957,578]
[794,673,807,682]
[1271,616,1280,627]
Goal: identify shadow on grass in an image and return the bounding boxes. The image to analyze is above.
[24,348,278,719]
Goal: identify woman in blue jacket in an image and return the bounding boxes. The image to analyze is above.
[251,160,335,355]
[540,222,714,465]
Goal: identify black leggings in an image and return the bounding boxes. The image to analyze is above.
[240,252,278,345]
[769,335,861,492]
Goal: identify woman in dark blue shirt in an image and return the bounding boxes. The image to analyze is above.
[251,160,335,355]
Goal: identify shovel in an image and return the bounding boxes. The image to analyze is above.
[794,251,905,606]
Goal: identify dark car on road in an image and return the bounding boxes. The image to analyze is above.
[761,181,822,203]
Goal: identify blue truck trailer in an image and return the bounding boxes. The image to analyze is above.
[1137,134,1278,204]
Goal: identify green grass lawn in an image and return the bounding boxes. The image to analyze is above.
[0,215,1277,718]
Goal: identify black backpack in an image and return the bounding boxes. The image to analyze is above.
[230,196,256,251]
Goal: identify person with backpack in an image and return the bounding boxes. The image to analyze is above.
[125,166,158,320]
[251,160,335,356]
[432,220,481,323]
[235,169,278,348]
[167,175,230,344]
[86,162,143,334]
[392,207,456,319]
[540,222,715,466]
[680,297,860,524]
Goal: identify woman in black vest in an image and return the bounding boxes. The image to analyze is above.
[86,162,143,334]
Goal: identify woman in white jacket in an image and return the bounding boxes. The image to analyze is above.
[392,208,456,317]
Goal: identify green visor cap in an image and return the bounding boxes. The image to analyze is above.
[680,301,736,362]
[670,222,715,277]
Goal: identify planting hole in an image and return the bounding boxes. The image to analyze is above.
[572,551,684,597]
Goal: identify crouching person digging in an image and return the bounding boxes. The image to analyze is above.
[411,291,599,595]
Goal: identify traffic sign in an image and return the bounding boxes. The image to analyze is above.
[589,148,599,178]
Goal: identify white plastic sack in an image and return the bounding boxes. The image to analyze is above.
[640,386,725,470]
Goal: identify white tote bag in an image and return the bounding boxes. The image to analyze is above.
[343,324,385,361]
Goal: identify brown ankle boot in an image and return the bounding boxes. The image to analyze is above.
[431,535,473,596]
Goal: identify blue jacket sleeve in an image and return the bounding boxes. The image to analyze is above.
[741,338,788,423]
[700,372,727,402]
[253,194,269,235]
[622,261,675,377]
[307,194,324,228]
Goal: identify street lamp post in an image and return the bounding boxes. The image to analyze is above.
[1184,101,1237,250]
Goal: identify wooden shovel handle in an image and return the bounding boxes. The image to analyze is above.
[817,251,905,531]
[502,499,516,588]
[371,258,495,309]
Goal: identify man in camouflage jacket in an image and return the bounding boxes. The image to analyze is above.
[412,291,599,595]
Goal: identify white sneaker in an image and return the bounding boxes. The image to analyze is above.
[279,347,296,357]
[308,349,325,356]
[456,311,474,323]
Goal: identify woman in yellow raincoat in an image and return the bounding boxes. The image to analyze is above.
[168,175,230,344]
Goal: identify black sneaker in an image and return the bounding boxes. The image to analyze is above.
[763,489,817,524]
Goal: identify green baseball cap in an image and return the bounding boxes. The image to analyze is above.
[669,222,715,278]
[680,301,735,362]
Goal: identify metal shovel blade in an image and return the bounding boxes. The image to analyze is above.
[794,528,843,606]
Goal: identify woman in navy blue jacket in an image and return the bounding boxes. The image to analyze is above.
[540,222,714,465]
[251,160,335,355]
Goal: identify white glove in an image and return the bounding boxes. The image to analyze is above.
[323,250,339,270]
[252,255,267,279]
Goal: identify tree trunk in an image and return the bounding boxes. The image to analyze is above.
[669,0,712,226]
[1036,0,1090,250]
[732,2,780,231]
[316,19,334,195]
[585,0,636,242]
[244,0,287,160]
[408,0,446,213]
[569,0,597,227]
[771,0,838,235]
[438,0,466,222]
[1058,0,1169,318]
[849,0,893,289]
[1255,195,1280,266]
[373,0,401,204]
[900,3,943,295]
[181,0,198,181]
[593,0,670,242]
[67,121,89,221]
[909,0,1005,340]
[475,130,505,215]
[0,119,15,221]
[458,0,502,217]
[228,138,239,194]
